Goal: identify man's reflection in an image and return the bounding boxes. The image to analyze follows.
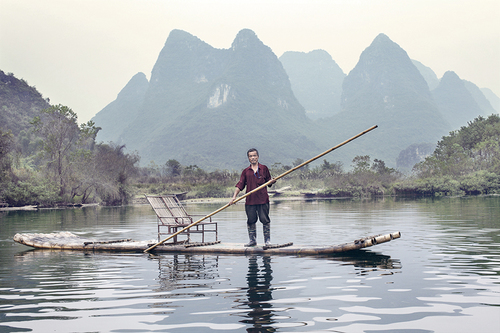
[240,255,275,332]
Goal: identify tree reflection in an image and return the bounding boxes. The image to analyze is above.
[240,255,275,332]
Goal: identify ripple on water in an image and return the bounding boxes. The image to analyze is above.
[1,197,499,332]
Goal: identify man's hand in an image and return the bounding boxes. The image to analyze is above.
[230,188,241,205]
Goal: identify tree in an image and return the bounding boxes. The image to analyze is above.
[0,129,14,199]
[371,159,396,174]
[68,148,98,203]
[164,159,182,177]
[396,115,500,196]
[352,155,371,173]
[31,104,99,200]
[183,165,206,182]
[414,115,500,178]
[292,158,309,171]
[0,128,13,174]
[93,143,140,205]
[320,159,343,175]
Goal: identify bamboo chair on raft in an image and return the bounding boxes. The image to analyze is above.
[145,194,218,244]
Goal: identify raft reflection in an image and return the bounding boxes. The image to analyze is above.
[326,250,402,273]
[154,254,220,292]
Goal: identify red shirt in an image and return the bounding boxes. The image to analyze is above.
[235,163,272,205]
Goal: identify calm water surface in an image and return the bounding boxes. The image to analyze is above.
[1,196,499,332]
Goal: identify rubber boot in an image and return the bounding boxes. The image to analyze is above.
[263,223,271,246]
[245,224,257,247]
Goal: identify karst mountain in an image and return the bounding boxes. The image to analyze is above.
[91,30,498,170]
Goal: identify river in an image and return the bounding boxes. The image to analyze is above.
[1,196,499,332]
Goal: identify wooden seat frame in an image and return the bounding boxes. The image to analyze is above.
[145,194,218,243]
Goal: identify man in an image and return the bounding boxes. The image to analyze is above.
[229,148,276,247]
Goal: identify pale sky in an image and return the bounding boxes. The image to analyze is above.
[1,0,499,123]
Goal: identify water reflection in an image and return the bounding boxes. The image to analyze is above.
[154,254,220,292]
[327,250,402,274]
[240,255,275,332]
[232,251,401,332]
[2,197,499,332]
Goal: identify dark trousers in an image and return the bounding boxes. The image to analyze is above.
[245,203,270,226]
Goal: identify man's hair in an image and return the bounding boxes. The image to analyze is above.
[247,148,259,157]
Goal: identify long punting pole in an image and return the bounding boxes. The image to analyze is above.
[144,125,378,253]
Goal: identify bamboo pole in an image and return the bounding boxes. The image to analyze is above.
[144,125,377,253]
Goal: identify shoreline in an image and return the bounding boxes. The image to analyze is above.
[0,194,349,212]
[3,193,496,212]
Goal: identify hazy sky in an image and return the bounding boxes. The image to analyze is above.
[2,0,499,123]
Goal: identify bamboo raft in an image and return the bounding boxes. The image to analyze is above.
[13,231,401,255]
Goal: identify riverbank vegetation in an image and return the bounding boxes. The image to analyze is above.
[394,114,500,196]
[0,105,139,207]
[1,106,499,207]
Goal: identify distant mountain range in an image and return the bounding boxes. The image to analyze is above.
[1,30,497,172]
[311,33,453,168]
[92,30,497,170]
[94,29,316,170]
[279,50,345,120]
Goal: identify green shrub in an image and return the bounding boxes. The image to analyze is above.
[460,171,500,195]
[319,186,363,197]
[3,173,60,206]
[394,175,463,196]
[195,184,227,198]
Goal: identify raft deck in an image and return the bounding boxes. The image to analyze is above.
[13,231,401,255]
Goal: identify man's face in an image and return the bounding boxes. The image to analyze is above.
[248,151,259,165]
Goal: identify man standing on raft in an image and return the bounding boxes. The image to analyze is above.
[229,148,276,247]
